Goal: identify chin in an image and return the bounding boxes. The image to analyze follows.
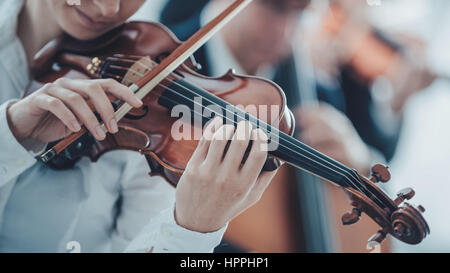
[58,11,115,41]
[61,24,111,41]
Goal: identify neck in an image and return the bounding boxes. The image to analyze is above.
[18,0,63,66]
[221,30,260,75]
[230,47,260,75]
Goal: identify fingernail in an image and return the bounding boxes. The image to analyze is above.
[96,125,106,139]
[135,97,143,106]
[213,117,223,130]
[275,159,282,168]
[214,116,223,124]
[110,119,119,133]
[258,130,268,141]
[71,121,81,132]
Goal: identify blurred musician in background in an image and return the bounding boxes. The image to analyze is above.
[157,0,407,253]
[306,0,437,132]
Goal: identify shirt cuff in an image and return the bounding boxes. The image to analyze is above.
[125,204,228,253]
[0,100,42,187]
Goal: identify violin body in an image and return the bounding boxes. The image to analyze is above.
[27,21,295,187]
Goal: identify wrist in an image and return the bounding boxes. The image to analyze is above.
[126,205,228,253]
[174,205,225,234]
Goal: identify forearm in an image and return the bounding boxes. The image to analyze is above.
[0,100,46,187]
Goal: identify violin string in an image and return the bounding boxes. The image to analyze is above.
[102,57,383,205]
[120,58,381,202]
[115,57,383,205]
[150,82,355,188]
[118,58,369,188]
[105,64,352,189]
[153,81,387,205]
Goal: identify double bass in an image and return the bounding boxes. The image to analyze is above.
[27,0,429,247]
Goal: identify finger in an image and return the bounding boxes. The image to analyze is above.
[45,86,106,140]
[56,78,128,134]
[223,121,253,168]
[248,169,278,202]
[58,78,143,108]
[263,156,284,172]
[241,129,269,181]
[203,117,223,141]
[34,93,81,133]
[189,117,223,164]
[94,79,143,107]
[204,124,236,167]
[57,78,118,134]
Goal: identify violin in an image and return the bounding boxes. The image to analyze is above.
[26,0,429,247]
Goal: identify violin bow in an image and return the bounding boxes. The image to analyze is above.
[40,0,253,163]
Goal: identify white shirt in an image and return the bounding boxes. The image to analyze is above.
[0,0,225,253]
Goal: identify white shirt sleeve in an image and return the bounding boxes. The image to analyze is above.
[111,152,227,253]
[0,100,46,188]
[125,204,228,253]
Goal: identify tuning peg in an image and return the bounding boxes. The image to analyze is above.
[418,205,425,213]
[368,230,387,248]
[342,208,361,225]
[369,164,391,183]
[394,187,415,206]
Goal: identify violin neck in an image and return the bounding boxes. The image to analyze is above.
[270,133,359,189]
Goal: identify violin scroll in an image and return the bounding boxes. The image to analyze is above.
[341,164,429,246]
[390,202,429,245]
